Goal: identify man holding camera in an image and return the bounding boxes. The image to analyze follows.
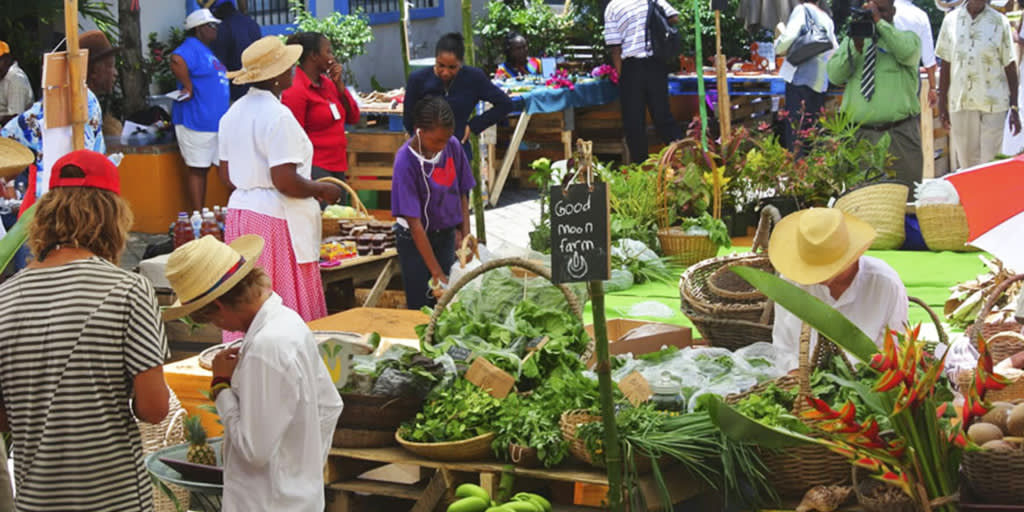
[935,0,1019,171]
[827,0,922,191]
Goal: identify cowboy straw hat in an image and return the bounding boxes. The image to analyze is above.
[226,36,302,85]
[0,138,35,179]
[162,234,265,321]
[768,208,876,286]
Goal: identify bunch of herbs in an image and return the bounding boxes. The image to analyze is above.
[399,379,500,443]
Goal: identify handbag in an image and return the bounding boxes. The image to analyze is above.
[785,7,834,65]
[646,0,681,62]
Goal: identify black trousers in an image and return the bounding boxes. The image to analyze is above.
[783,82,826,152]
[620,57,683,163]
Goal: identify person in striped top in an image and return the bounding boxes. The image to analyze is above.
[604,0,684,163]
[0,149,170,511]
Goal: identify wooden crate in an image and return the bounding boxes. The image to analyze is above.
[346,131,405,193]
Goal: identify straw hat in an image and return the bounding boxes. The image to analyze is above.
[162,234,265,321]
[768,208,876,285]
[79,30,120,63]
[0,138,35,179]
[226,36,301,85]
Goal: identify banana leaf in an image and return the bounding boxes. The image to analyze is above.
[732,266,879,365]
[0,204,34,272]
[700,394,817,449]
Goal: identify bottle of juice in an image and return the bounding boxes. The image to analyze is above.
[173,212,193,248]
[200,212,222,241]
[214,206,226,232]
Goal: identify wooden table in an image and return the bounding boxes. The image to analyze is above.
[325,446,704,512]
[320,249,399,308]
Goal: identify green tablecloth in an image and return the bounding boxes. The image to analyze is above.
[584,248,989,331]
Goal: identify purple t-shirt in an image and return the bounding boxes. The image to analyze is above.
[391,136,476,231]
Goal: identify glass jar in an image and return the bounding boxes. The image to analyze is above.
[649,372,685,413]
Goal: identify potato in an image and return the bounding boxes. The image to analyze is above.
[968,422,1004,445]
[1007,403,1024,437]
[981,439,1016,452]
[982,404,1013,433]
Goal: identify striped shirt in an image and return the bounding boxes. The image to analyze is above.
[604,0,679,59]
[0,257,168,511]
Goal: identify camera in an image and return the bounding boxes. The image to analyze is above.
[848,7,876,39]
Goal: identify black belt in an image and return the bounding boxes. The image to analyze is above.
[861,115,918,132]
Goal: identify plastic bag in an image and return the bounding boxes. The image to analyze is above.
[612,239,663,266]
[448,241,494,289]
[626,301,675,319]
[914,178,960,206]
[734,342,788,381]
[604,268,635,293]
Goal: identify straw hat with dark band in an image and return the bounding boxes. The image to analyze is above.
[0,139,35,179]
[227,36,302,85]
[768,208,876,285]
[162,234,265,321]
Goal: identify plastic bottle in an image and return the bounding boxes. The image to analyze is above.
[214,206,226,232]
[173,212,194,248]
[200,212,222,241]
[190,210,202,239]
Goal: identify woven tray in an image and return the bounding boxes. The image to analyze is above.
[917,203,979,252]
[395,431,495,462]
[834,181,908,250]
[962,446,1024,505]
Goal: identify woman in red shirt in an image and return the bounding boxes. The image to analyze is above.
[282,32,360,181]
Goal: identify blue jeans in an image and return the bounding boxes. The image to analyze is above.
[394,224,456,310]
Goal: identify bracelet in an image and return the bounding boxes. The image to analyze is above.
[211,382,231,396]
[1012,106,1020,112]
[211,376,231,388]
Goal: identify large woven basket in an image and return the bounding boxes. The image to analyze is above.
[917,203,979,252]
[395,431,495,461]
[657,227,719,267]
[138,389,190,512]
[962,446,1024,505]
[317,177,374,238]
[834,181,908,250]
[337,393,423,431]
[967,274,1024,354]
[655,139,725,268]
[558,409,665,473]
[958,363,1024,403]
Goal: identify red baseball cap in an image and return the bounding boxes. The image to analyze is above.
[49,149,121,194]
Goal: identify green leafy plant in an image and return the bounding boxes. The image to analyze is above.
[473,0,573,72]
[287,0,373,86]
[668,0,766,61]
[144,28,186,94]
[399,379,501,442]
[682,212,731,249]
[603,163,662,249]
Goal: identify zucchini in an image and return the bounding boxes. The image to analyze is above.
[454,483,491,502]
[446,496,489,512]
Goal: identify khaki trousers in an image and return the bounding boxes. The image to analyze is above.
[950,109,1006,171]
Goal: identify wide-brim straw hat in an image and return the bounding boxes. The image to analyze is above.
[162,234,265,321]
[226,35,302,85]
[0,138,35,179]
[768,208,876,285]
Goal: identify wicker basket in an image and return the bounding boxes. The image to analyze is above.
[337,394,423,431]
[962,446,1024,505]
[988,332,1024,369]
[682,303,774,350]
[333,427,397,448]
[655,139,725,268]
[853,466,920,512]
[967,274,1024,350]
[395,431,495,461]
[138,389,191,512]
[917,203,979,252]
[317,177,374,238]
[508,443,542,469]
[657,227,719,267]
[833,181,908,250]
[958,365,1024,403]
[558,409,665,473]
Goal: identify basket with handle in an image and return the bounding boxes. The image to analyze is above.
[833,180,908,250]
[138,388,191,512]
[558,409,668,473]
[679,206,780,350]
[967,273,1024,358]
[726,324,852,498]
[316,176,374,238]
[961,443,1024,505]
[422,257,584,348]
[655,140,721,267]
[853,465,920,512]
[916,203,979,252]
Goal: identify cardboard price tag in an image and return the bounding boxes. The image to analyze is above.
[619,371,651,406]
[465,357,516,399]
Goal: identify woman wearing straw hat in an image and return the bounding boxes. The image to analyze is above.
[217,36,342,333]
[769,208,908,370]
[162,234,343,512]
[0,138,33,246]
[0,149,170,511]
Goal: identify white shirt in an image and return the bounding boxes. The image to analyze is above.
[894,0,937,68]
[604,0,679,59]
[218,87,321,263]
[215,293,343,512]
[771,256,909,371]
[774,3,838,93]
[0,62,33,117]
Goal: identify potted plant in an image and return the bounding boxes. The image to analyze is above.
[287,0,373,87]
[144,28,186,94]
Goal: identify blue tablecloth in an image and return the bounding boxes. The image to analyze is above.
[503,79,619,115]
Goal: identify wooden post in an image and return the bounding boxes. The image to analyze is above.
[400,0,411,79]
[462,0,486,243]
[714,11,731,143]
[64,0,86,151]
[920,81,934,179]
[590,280,624,512]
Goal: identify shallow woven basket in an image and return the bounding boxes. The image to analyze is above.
[337,393,423,431]
[681,303,774,350]
[681,253,775,323]
[834,182,908,250]
[317,177,374,238]
[395,431,495,462]
[333,427,397,449]
[854,466,920,512]
[962,446,1024,505]
[138,389,190,512]
[657,228,720,267]
[917,203,979,252]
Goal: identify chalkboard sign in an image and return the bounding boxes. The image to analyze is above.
[447,346,472,361]
[550,183,610,284]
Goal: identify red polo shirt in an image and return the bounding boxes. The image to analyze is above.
[281,70,360,173]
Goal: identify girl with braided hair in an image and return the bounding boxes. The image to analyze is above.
[391,96,475,309]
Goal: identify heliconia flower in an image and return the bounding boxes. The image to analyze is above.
[871,330,900,372]
[875,367,905,392]
[950,430,967,448]
[803,397,841,420]
[852,456,883,472]
[935,402,948,418]
[876,470,912,496]
[975,367,1009,395]
[826,443,855,459]
[885,439,907,459]
[837,400,857,424]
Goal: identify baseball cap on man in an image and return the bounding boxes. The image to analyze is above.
[49,149,121,194]
[0,41,10,58]
[185,9,222,30]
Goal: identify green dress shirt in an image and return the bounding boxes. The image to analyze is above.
[826,20,922,124]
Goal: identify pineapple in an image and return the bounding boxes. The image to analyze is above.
[184,415,217,466]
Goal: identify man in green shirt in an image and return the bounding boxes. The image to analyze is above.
[827,0,922,191]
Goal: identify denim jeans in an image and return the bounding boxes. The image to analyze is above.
[393,224,456,310]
